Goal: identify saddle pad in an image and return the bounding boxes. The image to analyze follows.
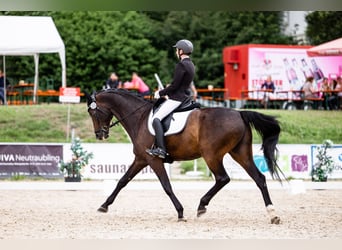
[147,109,194,136]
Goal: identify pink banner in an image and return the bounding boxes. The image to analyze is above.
[249,47,342,92]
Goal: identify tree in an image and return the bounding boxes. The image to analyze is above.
[1,11,293,91]
[144,11,293,87]
[305,11,342,45]
[51,11,160,91]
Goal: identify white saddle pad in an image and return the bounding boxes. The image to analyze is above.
[147,109,194,136]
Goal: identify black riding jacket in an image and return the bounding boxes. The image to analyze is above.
[159,57,195,102]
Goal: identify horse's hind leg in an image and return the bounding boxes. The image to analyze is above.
[98,158,146,213]
[230,149,280,224]
[197,157,230,217]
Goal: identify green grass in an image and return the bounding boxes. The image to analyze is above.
[0,103,341,144]
[179,158,208,174]
[253,109,342,144]
[1,103,341,178]
[0,103,130,143]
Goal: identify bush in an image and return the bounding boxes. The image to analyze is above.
[312,139,334,182]
[59,137,93,178]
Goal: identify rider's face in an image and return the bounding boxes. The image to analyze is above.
[175,48,182,59]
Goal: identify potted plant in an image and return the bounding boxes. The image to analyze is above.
[59,137,93,182]
[312,139,334,182]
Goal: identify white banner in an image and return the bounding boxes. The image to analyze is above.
[62,143,170,180]
[61,143,342,180]
[3,143,340,180]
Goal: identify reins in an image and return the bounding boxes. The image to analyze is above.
[109,101,150,128]
[88,90,152,130]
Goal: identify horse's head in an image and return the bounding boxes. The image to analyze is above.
[86,91,113,140]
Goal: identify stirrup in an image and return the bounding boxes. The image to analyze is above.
[146,147,167,159]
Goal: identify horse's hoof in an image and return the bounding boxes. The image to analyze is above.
[197,208,207,217]
[271,216,280,224]
[178,217,187,222]
[97,207,108,213]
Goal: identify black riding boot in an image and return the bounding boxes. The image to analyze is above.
[146,118,167,159]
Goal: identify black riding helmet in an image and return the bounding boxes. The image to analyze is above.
[173,39,193,55]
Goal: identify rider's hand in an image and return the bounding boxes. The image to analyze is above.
[154,90,160,99]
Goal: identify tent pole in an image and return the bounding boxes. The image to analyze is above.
[2,55,7,105]
[59,50,67,87]
[33,54,39,103]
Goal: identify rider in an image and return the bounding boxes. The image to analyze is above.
[146,39,195,159]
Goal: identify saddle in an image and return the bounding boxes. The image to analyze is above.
[148,97,201,136]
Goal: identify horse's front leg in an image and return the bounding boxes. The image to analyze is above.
[150,159,186,222]
[98,158,146,213]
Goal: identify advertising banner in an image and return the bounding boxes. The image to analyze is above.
[80,143,341,180]
[77,143,170,180]
[223,144,342,180]
[248,47,342,95]
[0,144,63,178]
[1,143,340,180]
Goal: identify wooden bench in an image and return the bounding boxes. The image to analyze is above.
[37,89,59,103]
[6,90,20,105]
[200,96,214,107]
[268,98,288,109]
[201,96,213,101]
[303,97,324,110]
[243,97,262,109]
[22,89,60,104]
[22,89,35,104]
[225,97,239,108]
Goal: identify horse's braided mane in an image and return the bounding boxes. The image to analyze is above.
[98,88,155,104]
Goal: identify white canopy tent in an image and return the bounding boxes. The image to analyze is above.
[0,15,66,103]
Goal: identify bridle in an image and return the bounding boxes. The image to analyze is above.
[88,100,113,137]
[88,93,151,134]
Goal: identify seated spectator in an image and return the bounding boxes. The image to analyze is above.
[105,72,121,89]
[260,75,275,107]
[337,76,342,109]
[302,76,318,99]
[328,77,342,110]
[320,77,331,110]
[327,80,338,110]
[0,69,10,105]
[261,75,276,93]
[124,72,150,96]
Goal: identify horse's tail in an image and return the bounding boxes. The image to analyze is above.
[239,110,283,182]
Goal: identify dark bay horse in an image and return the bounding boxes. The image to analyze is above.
[86,89,283,224]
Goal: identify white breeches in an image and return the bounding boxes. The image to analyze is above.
[152,99,182,121]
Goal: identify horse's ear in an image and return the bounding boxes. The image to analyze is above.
[84,91,95,106]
